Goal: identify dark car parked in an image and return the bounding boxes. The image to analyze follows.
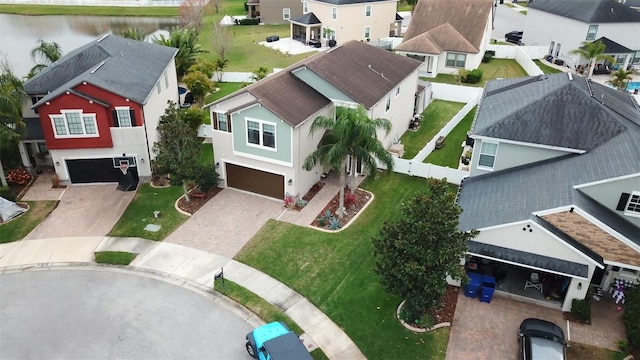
[518,318,569,360]
[505,31,524,44]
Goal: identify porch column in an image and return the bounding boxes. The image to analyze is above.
[18,141,33,173]
[623,54,631,73]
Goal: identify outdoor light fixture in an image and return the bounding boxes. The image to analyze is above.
[140,158,145,163]
[287,179,293,186]
[578,282,582,290]
[55,161,60,166]
[215,162,220,169]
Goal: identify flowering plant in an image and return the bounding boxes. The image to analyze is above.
[7,168,32,185]
[283,195,295,208]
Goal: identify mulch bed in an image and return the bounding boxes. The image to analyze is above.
[176,187,223,215]
[151,175,171,187]
[285,182,326,212]
[562,311,591,325]
[430,285,459,325]
[310,187,371,229]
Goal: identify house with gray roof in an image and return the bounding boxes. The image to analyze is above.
[245,0,304,24]
[524,0,640,70]
[394,0,494,77]
[457,72,640,311]
[203,40,426,200]
[20,34,178,186]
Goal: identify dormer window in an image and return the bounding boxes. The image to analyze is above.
[617,192,640,218]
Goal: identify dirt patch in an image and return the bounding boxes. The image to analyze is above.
[404,285,459,328]
[563,311,591,325]
[310,187,371,229]
[567,341,630,360]
[177,187,223,215]
[151,175,171,187]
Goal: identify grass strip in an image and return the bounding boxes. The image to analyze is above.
[424,106,476,167]
[94,251,137,265]
[533,59,564,74]
[0,200,57,243]
[0,4,178,16]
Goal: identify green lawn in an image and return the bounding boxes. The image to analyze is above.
[200,142,214,166]
[205,82,244,104]
[107,184,188,241]
[424,107,477,167]
[0,4,178,16]
[400,100,465,159]
[235,171,451,360]
[94,251,137,265]
[0,200,57,243]
[429,59,529,88]
[533,59,564,74]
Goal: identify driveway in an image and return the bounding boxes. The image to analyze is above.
[0,268,256,359]
[24,185,135,239]
[164,189,285,257]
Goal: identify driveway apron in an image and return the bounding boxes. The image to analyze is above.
[164,189,285,258]
[24,185,135,239]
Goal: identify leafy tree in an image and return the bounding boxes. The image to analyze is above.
[182,61,216,105]
[179,0,210,33]
[251,66,270,81]
[153,27,207,79]
[181,107,207,131]
[28,39,62,78]
[213,57,229,82]
[623,286,640,350]
[569,40,615,79]
[608,68,634,91]
[372,178,479,317]
[303,106,394,217]
[153,101,204,201]
[404,0,418,10]
[0,65,26,187]
[118,28,146,41]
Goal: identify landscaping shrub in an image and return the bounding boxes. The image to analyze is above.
[462,69,483,84]
[239,18,259,25]
[6,168,31,185]
[571,298,591,322]
[482,50,495,63]
[193,166,219,192]
[0,186,16,202]
[623,286,640,349]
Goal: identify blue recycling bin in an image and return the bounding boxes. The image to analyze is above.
[480,276,496,303]
[465,283,480,298]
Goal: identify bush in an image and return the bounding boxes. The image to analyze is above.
[6,168,32,185]
[482,51,495,63]
[193,166,219,192]
[571,298,591,322]
[623,286,640,349]
[239,18,259,25]
[0,186,16,202]
[462,69,483,84]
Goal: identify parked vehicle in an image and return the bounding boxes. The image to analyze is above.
[505,31,524,44]
[245,321,312,360]
[518,318,569,360]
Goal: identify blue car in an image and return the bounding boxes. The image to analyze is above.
[245,321,312,360]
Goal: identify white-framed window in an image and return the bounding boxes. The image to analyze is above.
[303,1,308,13]
[50,110,99,138]
[246,119,276,149]
[364,26,371,40]
[164,72,169,89]
[586,25,598,41]
[115,107,133,127]
[283,8,290,20]
[365,5,371,17]
[216,112,229,132]
[446,52,466,68]
[555,43,561,57]
[478,141,498,169]
[616,55,626,64]
[385,94,391,112]
[633,51,640,64]
[332,7,337,20]
[625,192,640,217]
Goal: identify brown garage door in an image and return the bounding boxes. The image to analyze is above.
[226,163,284,199]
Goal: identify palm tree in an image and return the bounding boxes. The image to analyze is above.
[153,27,207,79]
[213,57,229,82]
[0,69,26,186]
[251,66,269,82]
[28,39,62,78]
[608,68,634,91]
[303,106,394,218]
[569,40,615,79]
[118,28,147,41]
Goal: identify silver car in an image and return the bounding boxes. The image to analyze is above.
[518,318,569,360]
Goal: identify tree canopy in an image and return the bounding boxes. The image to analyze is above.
[28,39,62,78]
[372,178,478,317]
[0,66,26,186]
[153,27,207,79]
[608,68,634,91]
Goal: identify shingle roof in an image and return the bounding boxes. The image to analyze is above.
[23,34,178,106]
[592,37,634,54]
[528,0,640,23]
[457,73,640,245]
[399,0,493,54]
[290,12,321,25]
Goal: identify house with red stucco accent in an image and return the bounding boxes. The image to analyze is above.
[20,34,178,185]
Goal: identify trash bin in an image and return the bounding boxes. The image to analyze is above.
[465,283,480,298]
[480,276,496,303]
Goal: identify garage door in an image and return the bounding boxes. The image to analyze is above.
[66,158,123,183]
[226,163,284,199]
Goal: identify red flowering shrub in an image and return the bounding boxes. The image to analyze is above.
[6,168,32,185]
[345,192,357,208]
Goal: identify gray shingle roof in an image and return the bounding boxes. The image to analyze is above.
[592,37,634,54]
[23,34,177,106]
[457,73,640,244]
[528,0,640,23]
[290,12,321,25]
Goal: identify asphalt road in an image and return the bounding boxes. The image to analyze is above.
[0,269,255,359]
[491,3,529,42]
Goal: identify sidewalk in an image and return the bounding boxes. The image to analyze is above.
[0,236,365,360]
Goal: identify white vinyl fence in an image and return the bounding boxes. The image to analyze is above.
[486,44,548,76]
[0,0,187,6]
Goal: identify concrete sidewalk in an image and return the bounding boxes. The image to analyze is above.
[0,237,365,360]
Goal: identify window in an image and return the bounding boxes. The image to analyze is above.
[407,54,426,62]
[554,43,561,57]
[115,107,133,127]
[246,119,276,149]
[549,41,555,57]
[364,26,371,39]
[50,110,98,138]
[283,8,290,20]
[216,112,228,132]
[31,96,43,114]
[626,192,640,216]
[616,55,626,64]
[332,7,337,20]
[586,25,598,40]
[303,1,308,13]
[478,141,498,168]
[446,53,466,68]
[633,51,640,64]
[365,5,371,17]
[164,72,169,89]
[385,94,391,112]
[37,142,48,154]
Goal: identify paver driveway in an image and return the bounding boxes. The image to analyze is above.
[24,185,135,239]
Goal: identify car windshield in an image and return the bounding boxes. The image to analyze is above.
[530,337,564,360]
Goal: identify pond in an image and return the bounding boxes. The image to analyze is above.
[0,13,177,78]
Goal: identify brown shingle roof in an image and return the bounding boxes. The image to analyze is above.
[401,0,492,54]
[396,22,478,54]
[543,212,640,267]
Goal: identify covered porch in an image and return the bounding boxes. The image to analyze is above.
[289,13,323,47]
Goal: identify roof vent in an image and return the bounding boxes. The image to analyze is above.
[568,73,573,81]
[97,34,109,43]
[91,61,106,74]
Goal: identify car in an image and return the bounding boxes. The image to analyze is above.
[505,31,523,44]
[518,318,569,360]
[245,321,312,360]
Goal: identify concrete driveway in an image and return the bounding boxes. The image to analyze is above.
[164,189,285,257]
[24,185,135,239]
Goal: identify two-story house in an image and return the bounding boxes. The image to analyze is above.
[394,0,494,77]
[289,0,402,47]
[456,73,640,312]
[246,0,303,24]
[204,41,426,200]
[524,0,640,70]
[21,34,178,186]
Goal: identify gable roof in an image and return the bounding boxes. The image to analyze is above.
[592,37,634,53]
[396,22,479,54]
[398,0,492,54]
[206,41,421,126]
[528,0,640,23]
[24,34,178,106]
[457,73,640,245]
[290,12,321,25]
